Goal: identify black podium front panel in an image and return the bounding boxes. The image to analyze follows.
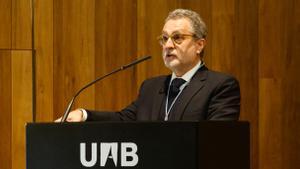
[26,122,249,169]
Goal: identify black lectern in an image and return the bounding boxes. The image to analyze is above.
[26,121,249,169]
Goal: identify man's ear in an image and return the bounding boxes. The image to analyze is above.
[196,38,206,51]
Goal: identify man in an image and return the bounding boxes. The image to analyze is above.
[57,9,240,122]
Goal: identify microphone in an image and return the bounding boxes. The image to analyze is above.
[60,55,152,122]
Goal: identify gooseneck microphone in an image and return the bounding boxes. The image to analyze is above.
[61,55,152,122]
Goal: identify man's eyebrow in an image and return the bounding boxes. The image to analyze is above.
[161,30,181,35]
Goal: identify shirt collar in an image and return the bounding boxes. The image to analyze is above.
[170,60,203,83]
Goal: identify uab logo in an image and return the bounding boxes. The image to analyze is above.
[80,142,138,167]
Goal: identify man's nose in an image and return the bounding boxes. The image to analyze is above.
[164,38,175,48]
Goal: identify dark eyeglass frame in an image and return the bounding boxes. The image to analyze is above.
[157,33,196,46]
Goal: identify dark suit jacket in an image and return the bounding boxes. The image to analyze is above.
[87,66,240,121]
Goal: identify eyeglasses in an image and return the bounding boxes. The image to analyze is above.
[157,33,195,46]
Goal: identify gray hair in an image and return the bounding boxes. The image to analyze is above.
[165,9,207,39]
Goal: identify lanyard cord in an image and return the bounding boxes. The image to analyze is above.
[164,62,205,121]
[164,84,187,121]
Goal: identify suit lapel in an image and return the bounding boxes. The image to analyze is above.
[169,66,208,120]
[151,76,171,120]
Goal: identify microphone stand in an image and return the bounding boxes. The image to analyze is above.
[61,55,151,122]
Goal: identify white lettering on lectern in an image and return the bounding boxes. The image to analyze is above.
[80,143,97,167]
[100,143,118,166]
[80,142,138,167]
[121,143,139,166]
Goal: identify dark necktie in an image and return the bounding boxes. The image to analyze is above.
[167,78,186,111]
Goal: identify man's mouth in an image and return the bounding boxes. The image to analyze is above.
[166,53,176,58]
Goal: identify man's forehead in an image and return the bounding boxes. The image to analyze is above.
[162,18,192,34]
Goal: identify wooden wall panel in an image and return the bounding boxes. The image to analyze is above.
[11,51,33,169]
[210,1,260,168]
[259,79,284,169]
[0,0,11,48]
[279,2,300,168]
[259,78,300,169]
[35,0,54,122]
[211,0,235,72]
[281,77,300,169]
[95,0,137,110]
[282,1,300,168]
[53,0,95,118]
[0,51,12,169]
[12,0,32,49]
[258,0,279,168]
[233,1,259,169]
[259,0,300,169]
